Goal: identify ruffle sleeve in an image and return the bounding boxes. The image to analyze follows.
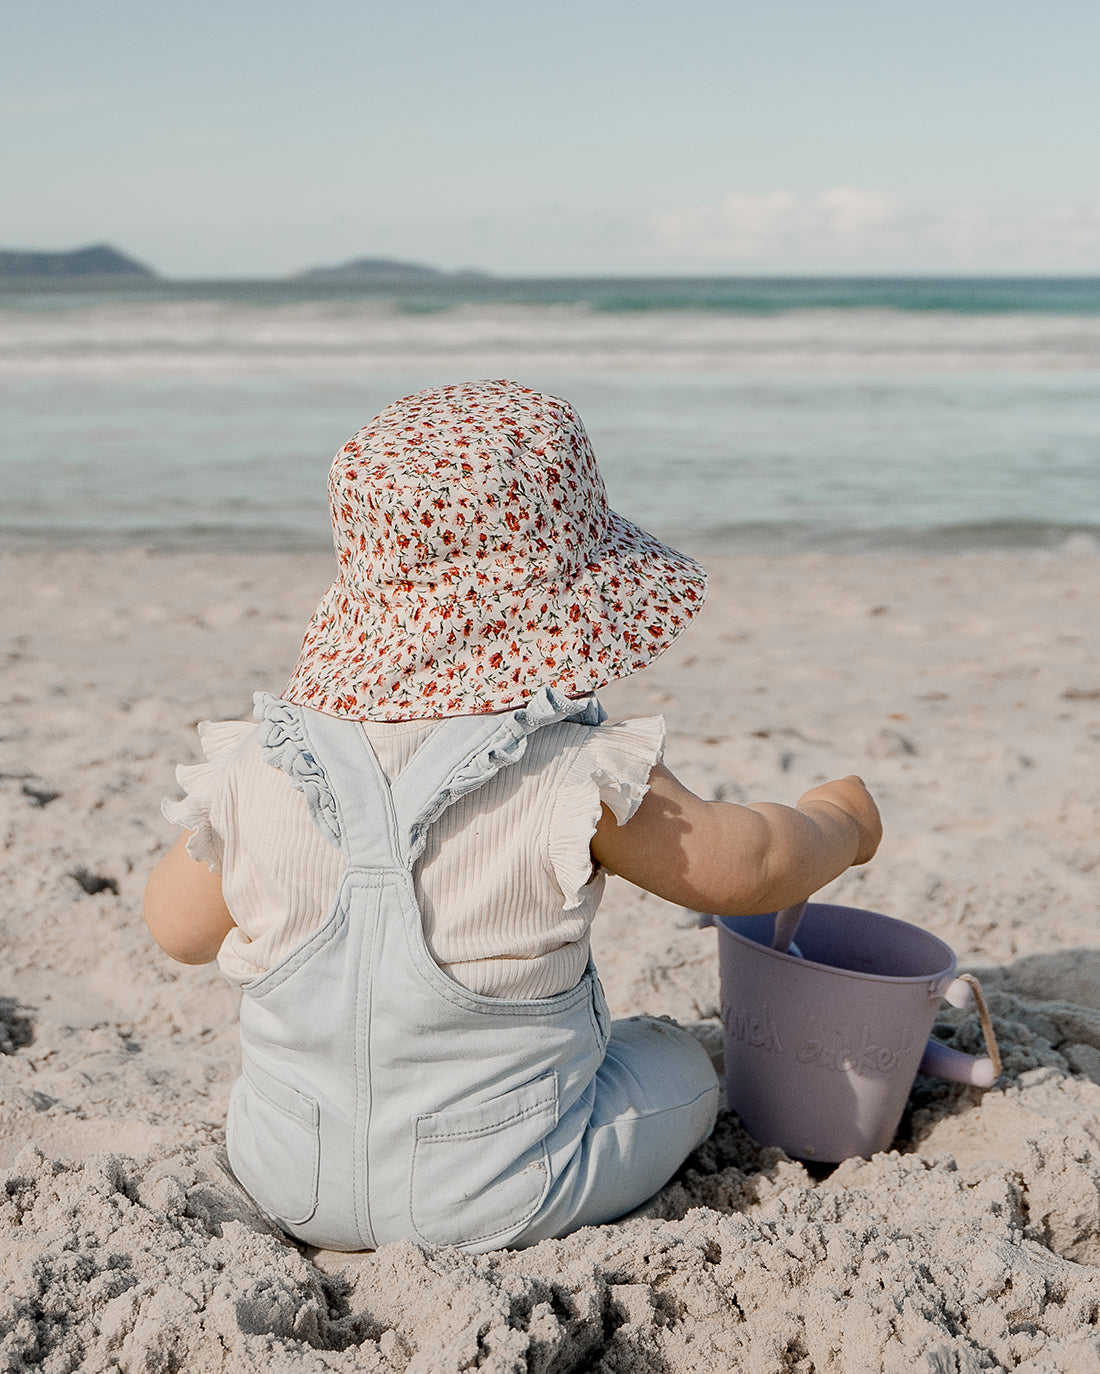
[161,720,255,871]
[548,716,665,911]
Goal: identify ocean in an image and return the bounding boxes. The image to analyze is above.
[2,276,1099,557]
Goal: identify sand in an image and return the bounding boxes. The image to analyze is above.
[1,543,1099,1373]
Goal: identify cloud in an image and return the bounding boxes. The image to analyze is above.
[648,188,1100,270]
[924,203,1100,269]
[649,187,908,263]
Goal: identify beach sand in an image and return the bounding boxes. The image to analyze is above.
[2,544,1099,1372]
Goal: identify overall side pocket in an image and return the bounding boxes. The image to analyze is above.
[226,1059,320,1227]
[410,1073,557,1249]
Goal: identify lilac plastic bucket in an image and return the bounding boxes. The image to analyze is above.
[707,902,997,1163]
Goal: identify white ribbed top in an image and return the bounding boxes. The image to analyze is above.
[164,711,664,999]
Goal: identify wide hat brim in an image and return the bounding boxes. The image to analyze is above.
[282,508,707,721]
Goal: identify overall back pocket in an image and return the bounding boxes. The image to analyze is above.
[410,1073,557,1249]
[227,1059,320,1228]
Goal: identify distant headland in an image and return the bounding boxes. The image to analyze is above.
[0,244,488,282]
[296,256,489,282]
[0,244,158,278]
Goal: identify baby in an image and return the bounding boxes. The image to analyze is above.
[145,379,880,1253]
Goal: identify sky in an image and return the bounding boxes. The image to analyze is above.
[4,0,1100,278]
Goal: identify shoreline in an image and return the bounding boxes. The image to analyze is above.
[2,522,1098,558]
[2,546,1099,1369]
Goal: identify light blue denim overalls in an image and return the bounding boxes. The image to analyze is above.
[226,689,718,1254]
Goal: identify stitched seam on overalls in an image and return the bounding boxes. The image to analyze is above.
[243,873,402,998]
[407,965,593,1018]
[418,1115,542,1141]
[243,901,350,997]
[414,1092,558,1142]
[584,985,606,1046]
[395,914,595,1018]
[354,882,387,1249]
[241,1070,319,1130]
[592,1081,719,1130]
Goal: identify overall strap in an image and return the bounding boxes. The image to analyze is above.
[255,693,400,868]
[389,688,602,866]
[255,688,602,871]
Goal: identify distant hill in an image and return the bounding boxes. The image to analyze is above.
[297,256,488,282]
[0,244,157,278]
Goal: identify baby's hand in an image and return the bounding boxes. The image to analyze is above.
[797,776,882,866]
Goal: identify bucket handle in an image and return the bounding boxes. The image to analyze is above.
[919,973,1003,1088]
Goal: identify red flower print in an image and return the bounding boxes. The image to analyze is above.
[282,379,706,719]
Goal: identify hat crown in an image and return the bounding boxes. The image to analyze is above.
[330,381,609,592]
[283,379,705,720]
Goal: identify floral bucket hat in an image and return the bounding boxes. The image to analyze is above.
[282,379,707,720]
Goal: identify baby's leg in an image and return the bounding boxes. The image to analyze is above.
[519,1016,719,1244]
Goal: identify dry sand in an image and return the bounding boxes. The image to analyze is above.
[1,543,1099,1373]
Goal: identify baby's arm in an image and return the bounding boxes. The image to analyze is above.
[591,763,881,916]
[144,832,236,964]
